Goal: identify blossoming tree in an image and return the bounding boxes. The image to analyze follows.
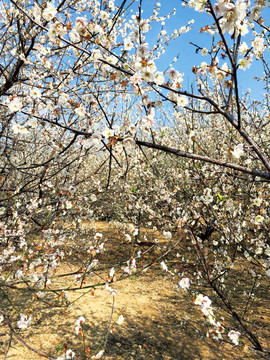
[0,0,269,359]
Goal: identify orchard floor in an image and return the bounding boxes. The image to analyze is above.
[1,221,269,360]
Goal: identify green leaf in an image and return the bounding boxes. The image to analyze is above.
[55,344,64,353]
[217,193,223,201]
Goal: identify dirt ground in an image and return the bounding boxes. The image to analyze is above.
[1,221,269,360]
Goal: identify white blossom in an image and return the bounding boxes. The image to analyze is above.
[239,42,249,56]
[11,123,29,135]
[178,277,190,289]
[177,95,188,107]
[117,314,124,325]
[75,17,87,35]
[30,88,41,99]
[7,98,22,112]
[65,349,75,359]
[160,261,168,272]
[75,105,86,117]
[17,314,32,329]
[201,47,208,55]
[42,2,57,21]
[238,56,253,70]
[232,143,244,159]
[252,36,265,59]
[154,71,165,85]
[228,330,241,345]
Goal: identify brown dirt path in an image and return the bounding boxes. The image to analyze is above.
[1,222,269,359]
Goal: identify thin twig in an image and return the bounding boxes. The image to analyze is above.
[104,294,115,348]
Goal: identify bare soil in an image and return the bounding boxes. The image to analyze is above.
[0,221,269,360]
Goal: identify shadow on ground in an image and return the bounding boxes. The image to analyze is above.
[1,222,269,359]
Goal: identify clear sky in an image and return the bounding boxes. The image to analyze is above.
[136,0,269,103]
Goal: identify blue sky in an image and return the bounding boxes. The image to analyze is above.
[136,0,269,102]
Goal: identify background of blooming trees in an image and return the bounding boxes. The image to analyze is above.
[0,0,269,359]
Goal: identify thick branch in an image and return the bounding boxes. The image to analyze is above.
[134,139,270,180]
[7,0,270,174]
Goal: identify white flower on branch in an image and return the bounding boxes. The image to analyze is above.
[93,350,104,359]
[17,313,32,330]
[76,316,85,326]
[232,143,244,159]
[117,314,124,325]
[160,261,168,272]
[75,104,86,117]
[42,2,57,21]
[129,72,143,86]
[166,67,181,82]
[65,349,75,359]
[189,0,207,12]
[48,22,67,40]
[69,28,80,42]
[255,215,264,225]
[103,127,114,139]
[178,277,190,289]
[140,19,151,33]
[239,42,249,56]
[11,123,29,135]
[252,36,265,59]
[94,232,103,240]
[163,231,172,240]
[137,43,149,58]
[228,330,241,345]
[238,56,253,70]
[142,67,154,82]
[201,188,213,204]
[30,88,41,99]
[201,47,208,55]
[124,37,134,50]
[177,95,188,107]
[248,5,262,21]
[154,71,165,85]
[75,17,88,35]
[7,97,22,112]
[90,49,101,61]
